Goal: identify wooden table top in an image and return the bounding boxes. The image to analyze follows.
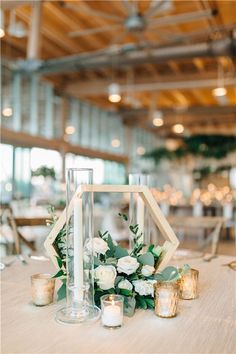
[1,254,236,354]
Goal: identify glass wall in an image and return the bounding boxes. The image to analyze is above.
[65,153,126,185]
[1,67,157,161]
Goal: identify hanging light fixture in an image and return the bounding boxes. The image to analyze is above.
[108,83,121,103]
[153,110,164,127]
[212,63,227,97]
[212,87,227,97]
[150,94,164,127]
[0,9,5,38]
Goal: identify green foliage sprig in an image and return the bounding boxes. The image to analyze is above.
[32,165,56,179]
[145,135,236,165]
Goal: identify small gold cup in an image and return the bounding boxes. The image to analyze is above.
[31,274,55,306]
[179,268,199,300]
[154,281,179,318]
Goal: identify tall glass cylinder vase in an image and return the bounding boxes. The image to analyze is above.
[56,168,100,324]
[129,174,150,249]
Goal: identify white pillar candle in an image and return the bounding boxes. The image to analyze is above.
[137,195,144,241]
[73,197,84,302]
[102,302,123,327]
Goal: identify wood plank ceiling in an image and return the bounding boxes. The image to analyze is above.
[1,0,236,137]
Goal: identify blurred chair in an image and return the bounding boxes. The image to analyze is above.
[167,216,225,257]
[4,208,37,254]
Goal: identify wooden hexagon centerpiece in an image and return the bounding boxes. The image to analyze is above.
[44,184,179,272]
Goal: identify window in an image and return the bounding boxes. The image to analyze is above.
[0,144,13,203]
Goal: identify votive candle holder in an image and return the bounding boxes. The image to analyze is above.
[179,268,199,300]
[101,295,124,328]
[154,281,179,318]
[31,273,55,306]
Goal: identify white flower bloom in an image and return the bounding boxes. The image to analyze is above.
[95,265,116,290]
[141,265,155,277]
[118,279,133,291]
[117,256,139,275]
[86,237,109,255]
[133,280,156,297]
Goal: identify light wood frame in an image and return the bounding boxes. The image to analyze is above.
[44,184,179,271]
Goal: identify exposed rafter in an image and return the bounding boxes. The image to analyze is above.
[15,36,236,74]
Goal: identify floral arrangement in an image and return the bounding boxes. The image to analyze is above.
[48,208,189,316]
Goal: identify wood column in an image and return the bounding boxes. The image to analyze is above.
[27,1,42,60]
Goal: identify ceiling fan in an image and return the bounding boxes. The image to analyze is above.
[65,0,217,50]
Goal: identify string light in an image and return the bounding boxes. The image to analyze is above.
[137,146,146,156]
[2,107,13,117]
[0,9,5,38]
[111,138,120,148]
[153,117,164,127]
[172,123,184,134]
[65,126,75,135]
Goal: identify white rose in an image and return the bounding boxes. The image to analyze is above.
[141,265,155,277]
[133,280,156,297]
[117,256,139,275]
[95,265,116,290]
[86,237,109,255]
[118,279,133,291]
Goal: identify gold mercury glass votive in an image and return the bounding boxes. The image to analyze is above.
[179,268,199,300]
[154,281,179,318]
[31,274,55,306]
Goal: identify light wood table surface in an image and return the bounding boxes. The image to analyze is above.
[1,255,236,354]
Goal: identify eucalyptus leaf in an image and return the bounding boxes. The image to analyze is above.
[152,246,163,257]
[52,269,64,278]
[114,246,129,259]
[161,266,179,281]
[57,283,66,301]
[94,256,102,266]
[145,298,155,309]
[137,296,147,310]
[118,213,128,221]
[138,252,155,266]
[56,256,63,268]
[115,276,124,286]
[120,289,133,297]
[179,264,190,276]
[148,244,155,253]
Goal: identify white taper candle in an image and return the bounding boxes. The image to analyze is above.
[74,197,84,302]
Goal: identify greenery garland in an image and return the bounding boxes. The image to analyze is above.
[145,135,236,165]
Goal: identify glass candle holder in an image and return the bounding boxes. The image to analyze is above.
[154,281,179,318]
[179,268,199,300]
[101,295,124,329]
[56,168,100,324]
[31,274,55,306]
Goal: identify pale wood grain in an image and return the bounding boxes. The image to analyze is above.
[1,255,236,354]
